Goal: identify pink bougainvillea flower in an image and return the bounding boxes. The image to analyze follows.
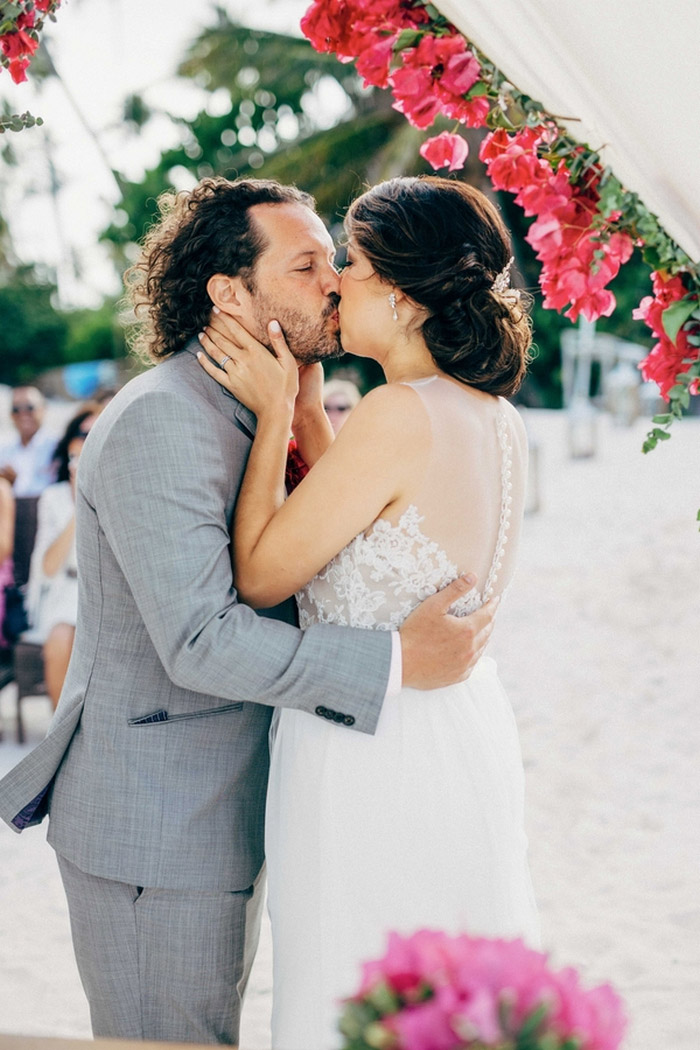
[488,146,542,192]
[419,131,469,172]
[438,46,481,97]
[635,271,699,397]
[390,58,441,128]
[7,55,30,83]
[390,33,481,131]
[372,0,432,30]
[479,125,544,164]
[1,0,59,84]
[1,28,39,60]
[389,997,460,1050]
[355,34,396,88]
[359,930,427,998]
[515,163,570,215]
[479,124,637,323]
[441,93,490,128]
[639,340,698,398]
[392,88,443,129]
[300,0,356,55]
[15,10,36,30]
[480,126,550,193]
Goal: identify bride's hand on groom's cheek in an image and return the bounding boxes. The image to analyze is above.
[197,317,299,418]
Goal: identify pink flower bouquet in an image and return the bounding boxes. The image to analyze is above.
[338,930,627,1050]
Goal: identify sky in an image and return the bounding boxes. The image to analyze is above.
[0,0,311,307]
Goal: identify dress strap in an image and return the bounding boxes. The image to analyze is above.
[481,408,513,602]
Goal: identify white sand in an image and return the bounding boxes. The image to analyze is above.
[1,407,698,1049]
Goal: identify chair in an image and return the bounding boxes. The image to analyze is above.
[0,495,45,742]
[12,640,47,745]
[0,658,11,741]
[12,496,40,587]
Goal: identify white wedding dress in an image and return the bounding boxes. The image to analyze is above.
[265,377,540,1050]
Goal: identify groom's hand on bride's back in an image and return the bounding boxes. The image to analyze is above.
[399,576,499,690]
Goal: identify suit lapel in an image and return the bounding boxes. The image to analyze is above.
[182,339,257,439]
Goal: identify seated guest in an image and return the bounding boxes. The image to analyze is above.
[25,408,97,706]
[322,377,361,434]
[0,386,57,497]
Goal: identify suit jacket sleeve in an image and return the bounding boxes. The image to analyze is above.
[86,389,391,734]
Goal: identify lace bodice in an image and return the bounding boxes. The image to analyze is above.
[296,403,514,631]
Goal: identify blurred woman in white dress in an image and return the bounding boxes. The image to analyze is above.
[199,176,539,1050]
[26,407,97,705]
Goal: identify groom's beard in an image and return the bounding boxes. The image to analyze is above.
[251,292,343,365]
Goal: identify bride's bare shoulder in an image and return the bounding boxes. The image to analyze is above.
[341,381,431,441]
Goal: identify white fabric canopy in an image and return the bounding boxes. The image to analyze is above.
[435,0,700,264]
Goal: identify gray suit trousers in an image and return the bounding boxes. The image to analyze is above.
[56,852,265,1045]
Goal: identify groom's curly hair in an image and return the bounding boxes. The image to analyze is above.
[124,177,315,364]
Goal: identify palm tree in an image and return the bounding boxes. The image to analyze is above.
[98,14,488,265]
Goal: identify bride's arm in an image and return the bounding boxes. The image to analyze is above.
[292,363,335,468]
[198,324,428,609]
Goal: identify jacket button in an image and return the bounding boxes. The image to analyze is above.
[324,709,334,720]
[315,706,326,716]
[343,715,355,726]
[333,712,344,723]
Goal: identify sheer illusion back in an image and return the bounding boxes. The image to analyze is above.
[296,375,527,632]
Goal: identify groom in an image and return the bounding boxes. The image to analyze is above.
[0,177,496,1045]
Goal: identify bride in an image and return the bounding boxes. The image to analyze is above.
[198,175,540,1050]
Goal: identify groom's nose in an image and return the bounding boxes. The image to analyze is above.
[319,261,341,297]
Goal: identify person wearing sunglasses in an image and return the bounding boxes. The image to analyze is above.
[0,386,57,497]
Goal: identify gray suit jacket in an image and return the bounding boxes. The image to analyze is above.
[0,345,391,890]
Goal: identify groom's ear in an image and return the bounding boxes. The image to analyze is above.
[207,273,251,316]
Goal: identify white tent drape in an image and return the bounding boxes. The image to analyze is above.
[434,0,700,264]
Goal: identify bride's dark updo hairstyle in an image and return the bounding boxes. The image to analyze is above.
[344,176,532,396]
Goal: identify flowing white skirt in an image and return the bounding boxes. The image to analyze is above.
[265,656,540,1050]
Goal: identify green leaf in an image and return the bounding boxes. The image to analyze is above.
[652,414,672,424]
[466,80,489,99]
[365,981,400,1016]
[661,298,698,343]
[393,29,422,52]
[518,1003,549,1039]
[488,107,516,130]
[597,174,624,217]
[364,1022,395,1049]
[641,245,663,270]
[643,426,672,454]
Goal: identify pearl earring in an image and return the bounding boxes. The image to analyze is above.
[388,292,398,322]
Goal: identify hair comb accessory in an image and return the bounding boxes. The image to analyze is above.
[492,257,515,294]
